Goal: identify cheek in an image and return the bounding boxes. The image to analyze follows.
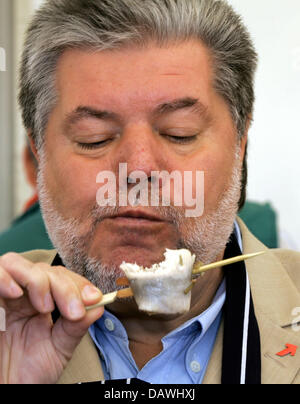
[179,151,234,213]
[43,155,101,216]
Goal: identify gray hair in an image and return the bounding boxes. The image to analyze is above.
[19,0,258,150]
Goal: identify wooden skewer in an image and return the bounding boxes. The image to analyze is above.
[86,287,133,311]
[116,277,130,287]
[192,251,265,275]
[183,280,197,295]
[86,251,266,309]
[184,251,265,294]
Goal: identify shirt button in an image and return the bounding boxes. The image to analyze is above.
[104,318,115,332]
[190,361,201,373]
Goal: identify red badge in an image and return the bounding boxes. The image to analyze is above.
[276,344,298,357]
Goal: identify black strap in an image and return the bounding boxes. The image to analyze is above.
[51,233,261,384]
[221,234,261,384]
[50,254,64,324]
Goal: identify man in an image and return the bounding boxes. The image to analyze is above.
[0,0,299,384]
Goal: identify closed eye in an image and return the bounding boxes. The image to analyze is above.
[77,139,112,150]
[162,134,198,144]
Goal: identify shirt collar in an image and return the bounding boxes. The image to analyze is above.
[93,276,226,345]
[163,278,226,339]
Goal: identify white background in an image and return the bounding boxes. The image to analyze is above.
[227,0,300,250]
[4,0,300,250]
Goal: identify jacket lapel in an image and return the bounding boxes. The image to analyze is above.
[204,219,300,384]
[57,333,105,384]
[240,218,300,384]
[257,311,300,384]
[202,321,223,384]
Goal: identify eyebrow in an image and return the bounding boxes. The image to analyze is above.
[63,97,208,131]
[153,97,208,117]
[63,106,119,131]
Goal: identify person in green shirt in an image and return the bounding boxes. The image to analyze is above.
[0,143,53,254]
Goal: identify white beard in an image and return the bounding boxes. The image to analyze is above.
[37,147,243,294]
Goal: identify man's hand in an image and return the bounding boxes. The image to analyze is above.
[0,252,104,384]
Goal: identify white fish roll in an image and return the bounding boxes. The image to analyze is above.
[120,249,196,315]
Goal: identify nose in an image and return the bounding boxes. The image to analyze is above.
[114,123,163,179]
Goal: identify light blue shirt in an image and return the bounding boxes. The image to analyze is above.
[89,221,243,384]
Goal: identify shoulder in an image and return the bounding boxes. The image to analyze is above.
[21,249,58,265]
[271,249,300,292]
[237,217,300,293]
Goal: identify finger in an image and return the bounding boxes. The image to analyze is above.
[0,253,102,319]
[46,267,92,321]
[0,252,35,287]
[0,253,54,314]
[0,264,24,299]
[29,264,55,313]
[81,284,103,306]
[53,268,103,307]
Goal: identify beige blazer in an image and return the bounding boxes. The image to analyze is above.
[22,218,300,384]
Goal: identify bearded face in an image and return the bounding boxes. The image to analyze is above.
[35,41,247,294]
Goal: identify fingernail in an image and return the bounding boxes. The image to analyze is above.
[10,282,23,297]
[82,285,102,301]
[69,298,85,319]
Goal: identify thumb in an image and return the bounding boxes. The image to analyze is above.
[51,307,104,364]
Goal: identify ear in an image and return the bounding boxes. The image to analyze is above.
[239,117,251,162]
[27,131,40,165]
[23,144,37,189]
[239,133,248,163]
